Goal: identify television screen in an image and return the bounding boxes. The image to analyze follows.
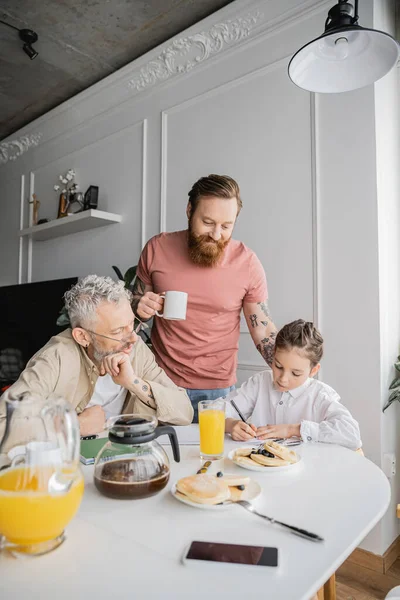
[0,277,77,387]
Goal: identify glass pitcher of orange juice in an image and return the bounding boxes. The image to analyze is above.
[198,399,226,460]
[0,394,84,556]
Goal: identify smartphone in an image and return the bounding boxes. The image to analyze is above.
[182,541,279,569]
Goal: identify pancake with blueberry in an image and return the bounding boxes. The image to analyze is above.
[176,474,230,505]
[262,441,299,464]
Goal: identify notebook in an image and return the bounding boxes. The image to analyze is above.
[158,425,200,446]
[80,437,108,465]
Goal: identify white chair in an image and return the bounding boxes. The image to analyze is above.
[386,587,400,599]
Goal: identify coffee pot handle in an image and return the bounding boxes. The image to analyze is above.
[154,426,180,462]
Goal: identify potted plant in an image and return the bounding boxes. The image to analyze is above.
[382,356,400,412]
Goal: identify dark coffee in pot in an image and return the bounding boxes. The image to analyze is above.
[94,458,170,499]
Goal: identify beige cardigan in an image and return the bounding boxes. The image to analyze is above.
[0,329,193,446]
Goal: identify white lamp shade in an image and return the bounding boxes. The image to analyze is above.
[289,27,399,93]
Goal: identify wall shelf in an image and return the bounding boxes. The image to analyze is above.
[18,209,122,241]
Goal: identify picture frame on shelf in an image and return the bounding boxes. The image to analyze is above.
[83,185,99,210]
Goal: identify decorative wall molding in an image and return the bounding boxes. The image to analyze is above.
[160,55,287,233]
[237,363,267,372]
[18,175,25,284]
[0,1,332,151]
[128,12,263,94]
[310,92,320,329]
[141,119,148,249]
[0,133,42,166]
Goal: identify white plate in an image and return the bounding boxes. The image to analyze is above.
[228,449,302,473]
[171,477,261,510]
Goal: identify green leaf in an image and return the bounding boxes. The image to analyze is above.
[383,389,400,411]
[389,389,400,403]
[395,362,400,373]
[383,392,400,412]
[124,265,137,289]
[56,305,70,327]
[389,377,400,390]
[112,265,124,281]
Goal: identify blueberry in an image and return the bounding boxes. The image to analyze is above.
[262,450,274,458]
[237,485,245,491]
[216,471,223,477]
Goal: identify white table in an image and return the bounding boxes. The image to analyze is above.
[0,428,390,600]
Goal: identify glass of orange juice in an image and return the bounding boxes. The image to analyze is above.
[198,400,226,460]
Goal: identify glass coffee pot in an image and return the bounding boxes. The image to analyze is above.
[94,414,180,499]
[0,394,84,556]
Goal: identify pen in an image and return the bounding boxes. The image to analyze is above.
[230,399,247,423]
[230,399,257,439]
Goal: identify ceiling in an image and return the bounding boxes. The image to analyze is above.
[0,0,234,142]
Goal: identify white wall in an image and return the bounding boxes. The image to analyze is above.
[0,0,399,554]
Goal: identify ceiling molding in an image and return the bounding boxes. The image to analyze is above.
[127,11,263,94]
[0,133,42,166]
[1,0,332,151]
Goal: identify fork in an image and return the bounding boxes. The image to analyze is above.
[231,500,324,543]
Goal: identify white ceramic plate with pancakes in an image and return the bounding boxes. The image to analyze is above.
[228,441,302,473]
[171,474,262,510]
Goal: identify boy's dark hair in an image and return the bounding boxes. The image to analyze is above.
[275,319,323,366]
[188,174,242,216]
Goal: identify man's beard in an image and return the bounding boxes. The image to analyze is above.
[91,339,132,363]
[187,226,230,267]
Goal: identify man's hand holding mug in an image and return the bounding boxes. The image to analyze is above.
[137,291,187,321]
[137,292,164,320]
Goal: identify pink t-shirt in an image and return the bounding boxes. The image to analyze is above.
[136,230,268,389]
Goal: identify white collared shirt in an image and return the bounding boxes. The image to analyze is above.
[224,370,362,449]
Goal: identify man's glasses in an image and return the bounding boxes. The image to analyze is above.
[85,318,148,344]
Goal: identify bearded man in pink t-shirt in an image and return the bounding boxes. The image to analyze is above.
[133,174,277,422]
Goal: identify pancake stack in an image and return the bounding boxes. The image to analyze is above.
[233,440,299,468]
[175,473,251,505]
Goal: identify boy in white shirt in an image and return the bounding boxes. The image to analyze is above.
[225,319,361,450]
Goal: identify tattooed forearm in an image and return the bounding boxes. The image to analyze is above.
[249,314,258,328]
[135,380,156,408]
[256,331,276,367]
[131,276,146,314]
[257,301,271,319]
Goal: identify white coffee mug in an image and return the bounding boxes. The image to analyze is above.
[155,291,188,321]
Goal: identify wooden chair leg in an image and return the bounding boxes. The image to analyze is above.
[324,573,336,600]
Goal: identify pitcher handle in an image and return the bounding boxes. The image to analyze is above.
[154,426,180,462]
[0,397,17,453]
[10,454,25,468]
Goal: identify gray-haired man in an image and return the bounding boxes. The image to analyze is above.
[1,275,193,435]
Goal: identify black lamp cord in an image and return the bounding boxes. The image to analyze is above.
[353,0,359,23]
[0,18,21,33]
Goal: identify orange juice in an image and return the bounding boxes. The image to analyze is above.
[0,466,84,545]
[199,409,225,458]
